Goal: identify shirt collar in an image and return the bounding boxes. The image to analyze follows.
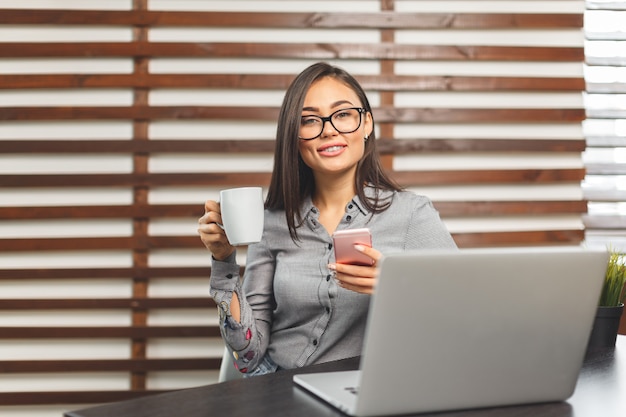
[301,183,391,219]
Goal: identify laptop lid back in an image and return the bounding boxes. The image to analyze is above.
[354,247,608,416]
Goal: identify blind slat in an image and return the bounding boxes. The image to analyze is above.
[0,298,214,310]
[0,169,585,188]
[0,358,220,373]
[0,74,585,91]
[0,326,220,339]
[0,42,584,61]
[0,106,586,123]
[0,10,584,28]
[0,139,585,154]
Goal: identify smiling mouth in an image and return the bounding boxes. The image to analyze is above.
[320,145,345,153]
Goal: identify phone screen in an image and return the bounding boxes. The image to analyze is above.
[332,228,373,266]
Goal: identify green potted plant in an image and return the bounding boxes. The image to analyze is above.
[588,249,626,348]
[599,250,626,307]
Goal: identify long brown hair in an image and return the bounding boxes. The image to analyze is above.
[265,62,401,241]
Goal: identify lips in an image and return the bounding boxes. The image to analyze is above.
[321,145,344,153]
[317,143,347,155]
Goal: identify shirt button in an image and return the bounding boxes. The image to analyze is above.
[328,243,332,250]
[346,215,352,221]
[326,274,331,281]
[326,307,330,314]
[313,339,318,346]
[348,204,354,209]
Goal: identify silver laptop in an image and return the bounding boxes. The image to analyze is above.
[293,246,608,417]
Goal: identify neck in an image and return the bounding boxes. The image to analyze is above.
[312,173,356,210]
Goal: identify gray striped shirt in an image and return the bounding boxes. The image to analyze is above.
[209,187,457,374]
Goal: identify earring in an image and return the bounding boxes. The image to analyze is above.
[364,135,369,142]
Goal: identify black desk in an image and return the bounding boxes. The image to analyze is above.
[66,336,626,417]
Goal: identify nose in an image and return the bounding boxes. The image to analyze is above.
[320,117,338,138]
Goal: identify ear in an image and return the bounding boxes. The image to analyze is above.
[364,111,374,137]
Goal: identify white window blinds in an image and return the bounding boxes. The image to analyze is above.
[583,1,626,248]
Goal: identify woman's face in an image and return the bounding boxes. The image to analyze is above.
[298,77,373,180]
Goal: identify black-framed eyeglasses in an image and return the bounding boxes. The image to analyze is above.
[298,107,366,141]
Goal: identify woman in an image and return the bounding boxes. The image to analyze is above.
[198,62,457,376]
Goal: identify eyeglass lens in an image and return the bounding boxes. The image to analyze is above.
[299,107,363,140]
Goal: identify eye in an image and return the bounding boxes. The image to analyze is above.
[334,109,353,119]
[301,116,320,126]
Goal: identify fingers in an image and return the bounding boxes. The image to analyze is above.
[336,278,376,294]
[353,244,382,266]
[204,199,220,214]
[197,200,235,260]
[333,270,376,294]
[199,200,221,224]
[329,255,381,295]
[198,221,226,242]
[198,200,225,234]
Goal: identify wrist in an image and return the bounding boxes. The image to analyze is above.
[212,249,236,263]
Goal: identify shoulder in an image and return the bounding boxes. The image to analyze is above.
[389,189,434,210]
[263,208,288,229]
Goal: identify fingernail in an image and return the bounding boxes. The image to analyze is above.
[354,245,365,252]
[327,263,336,270]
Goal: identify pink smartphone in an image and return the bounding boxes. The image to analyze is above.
[332,228,373,266]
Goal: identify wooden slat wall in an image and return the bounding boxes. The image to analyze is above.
[0,0,586,410]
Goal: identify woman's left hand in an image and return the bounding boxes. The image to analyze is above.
[329,245,382,295]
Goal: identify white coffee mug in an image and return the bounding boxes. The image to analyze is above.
[219,187,264,246]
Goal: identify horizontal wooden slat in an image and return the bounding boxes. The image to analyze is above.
[364,75,585,92]
[0,169,585,188]
[0,106,281,121]
[0,358,220,373]
[0,42,584,61]
[0,139,275,154]
[377,138,586,153]
[0,200,587,221]
[0,138,586,154]
[0,74,585,91]
[0,229,585,252]
[0,236,203,252]
[453,230,585,247]
[0,10,584,29]
[375,108,585,123]
[434,200,588,216]
[0,204,203,219]
[0,326,219,339]
[0,267,218,280]
[0,172,270,187]
[0,106,586,123]
[392,168,586,186]
[0,298,214,310]
[0,390,169,406]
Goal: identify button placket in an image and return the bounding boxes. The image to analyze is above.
[344,201,359,223]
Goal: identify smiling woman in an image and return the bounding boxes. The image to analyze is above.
[198,61,457,379]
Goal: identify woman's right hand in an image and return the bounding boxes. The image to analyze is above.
[197,200,235,261]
